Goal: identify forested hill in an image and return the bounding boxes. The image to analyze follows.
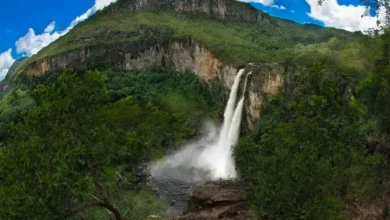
[4,0,363,83]
[1,0,390,219]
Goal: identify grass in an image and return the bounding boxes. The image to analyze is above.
[14,9,363,77]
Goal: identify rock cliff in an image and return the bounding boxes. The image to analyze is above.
[18,0,285,129]
[173,180,253,220]
[108,0,271,24]
[23,39,283,129]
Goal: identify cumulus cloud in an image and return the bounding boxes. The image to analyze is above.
[1,0,118,78]
[305,0,386,32]
[271,5,287,10]
[0,49,15,80]
[66,7,96,32]
[237,0,275,6]
[16,23,63,56]
[15,0,118,57]
[96,0,118,10]
[44,21,56,33]
[67,0,118,30]
[0,70,9,81]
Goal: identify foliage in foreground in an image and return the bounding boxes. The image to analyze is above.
[0,86,35,141]
[235,31,390,219]
[72,191,166,220]
[236,66,385,219]
[0,68,215,219]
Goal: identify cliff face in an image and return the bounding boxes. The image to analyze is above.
[245,64,283,130]
[108,0,270,23]
[23,39,283,129]
[20,0,284,129]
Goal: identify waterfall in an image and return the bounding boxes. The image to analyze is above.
[223,72,252,177]
[211,71,251,179]
[201,69,244,178]
[151,69,251,182]
[149,69,251,216]
[218,69,245,147]
[228,71,251,147]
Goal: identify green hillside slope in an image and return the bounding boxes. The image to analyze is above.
[12,0,364,77]
[1,0,389,219]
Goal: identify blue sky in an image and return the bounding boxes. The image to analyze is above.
[0,0,384,80]
[0,0,94,55]
[249,0,372,26]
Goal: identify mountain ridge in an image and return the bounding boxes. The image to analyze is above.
[1,0,366,128]
[6,0,360,82]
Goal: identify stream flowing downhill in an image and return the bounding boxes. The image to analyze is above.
[149,69,251,215]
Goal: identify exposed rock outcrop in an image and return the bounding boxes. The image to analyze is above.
[174,180,252,220]
[23,39,283,129]
[17,0,283,129]
[346,191,390,220]
[108,0,271,24]
[244,63,283,130]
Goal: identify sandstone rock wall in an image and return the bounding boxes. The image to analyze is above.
[108,0,270,24]
[23,40,283,130]
[19,0,281,129]
[174,180,253,220]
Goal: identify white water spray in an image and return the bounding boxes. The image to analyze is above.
[228,72,252,149]
[199,69,245,179]
[151,69,251,181]
[220,71,252,178]
[218,69,245,149]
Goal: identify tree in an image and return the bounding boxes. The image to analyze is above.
[358,30,390,132]
[0,69,125,219]
[235,62,384,219]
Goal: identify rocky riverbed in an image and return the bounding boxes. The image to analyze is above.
[173,180,253,220]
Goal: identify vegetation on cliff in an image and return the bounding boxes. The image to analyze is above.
[235,30,390,219]
[10,0,362,78]
[0,0,389,219]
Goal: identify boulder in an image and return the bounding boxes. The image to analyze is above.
[174,180,253,220]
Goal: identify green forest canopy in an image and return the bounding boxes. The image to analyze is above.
[1,3,390,219]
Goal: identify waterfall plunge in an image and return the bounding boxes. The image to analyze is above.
[218,71,252,178]
[151,69,250,181]
[201,69,249,179]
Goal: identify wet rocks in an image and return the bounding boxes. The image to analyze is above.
[174,180,253,220]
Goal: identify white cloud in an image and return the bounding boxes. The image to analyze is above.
[15,0,118,57]
[44,21,56,33]
[0,49,15,80]
[66,7,96,32]
[237,0,275,6]
[15,24,63,56]
[271,5,287,10]
[96,0,118,10]
[67,0,117,31]
[305,0,386,32]
[0,69,8,80]
[1,0,118,78]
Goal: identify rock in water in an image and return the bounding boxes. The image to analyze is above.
[174,180,253,220]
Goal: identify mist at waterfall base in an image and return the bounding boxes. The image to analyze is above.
[151,69,248,181]
[149,69,250,215]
